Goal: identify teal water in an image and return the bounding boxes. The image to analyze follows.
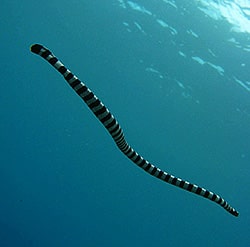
[1,0,250,246]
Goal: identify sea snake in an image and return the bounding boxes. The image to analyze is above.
[30,44,239,217]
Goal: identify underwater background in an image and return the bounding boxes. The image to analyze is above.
[1,0,250,246]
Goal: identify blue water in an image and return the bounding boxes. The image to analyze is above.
[1,0,250,246]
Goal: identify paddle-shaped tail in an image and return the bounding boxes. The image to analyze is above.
[30,44,239,217]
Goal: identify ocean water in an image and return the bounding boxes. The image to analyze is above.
[1,0,250,246]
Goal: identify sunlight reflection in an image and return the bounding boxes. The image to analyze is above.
[197,0,250,33]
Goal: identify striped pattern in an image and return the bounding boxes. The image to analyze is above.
[30,44,239,217]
